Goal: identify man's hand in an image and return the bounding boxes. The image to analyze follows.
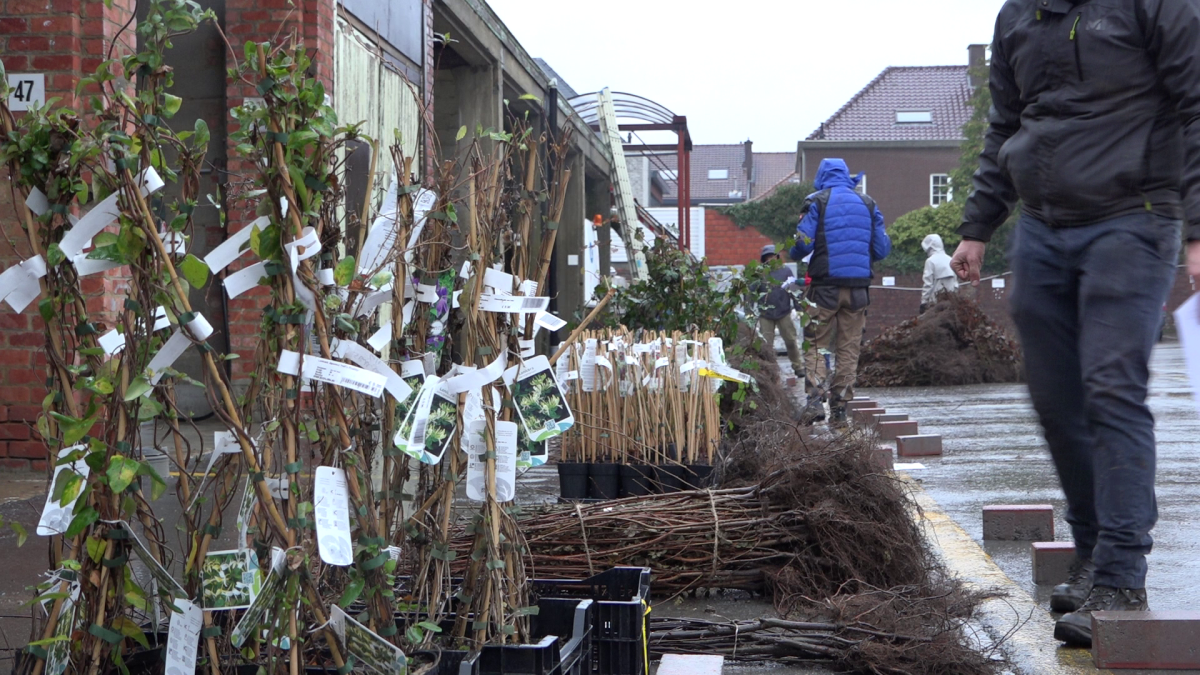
[1188,241,1200,278]
[951,240,987,286]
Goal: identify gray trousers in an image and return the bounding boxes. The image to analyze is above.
[1010,212,1180,589]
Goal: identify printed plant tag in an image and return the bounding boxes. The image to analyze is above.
[201,549,262,610]
[120,521,189,598]
[464,420,488,502]
[38,580,78,675]
[235,478,256,546]
[314,467,354,567]
[165,599,203,675]
[466,420,518,502]
[516,421,548,469]
[277,349,387,397]
[478,293,549,314]
[231,548,287,648]
[581,339,598,392]
[506,355,575,442]
[37,445,89,537]
[329,605,408,675]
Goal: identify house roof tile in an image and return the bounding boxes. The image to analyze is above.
[807,66,972,142]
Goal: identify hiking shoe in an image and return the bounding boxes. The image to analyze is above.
[800,400,826,425]
[828,405,848,427]
[1054,586,1148,647]
[1050,557,1095,613]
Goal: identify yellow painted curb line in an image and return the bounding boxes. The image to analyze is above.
[903,475,1107,675]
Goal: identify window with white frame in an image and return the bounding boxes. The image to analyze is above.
[930,174,952,206]
[855,174,867,195]
[707,169,728,180]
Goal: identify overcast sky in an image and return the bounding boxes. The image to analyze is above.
[487,0,1008,152]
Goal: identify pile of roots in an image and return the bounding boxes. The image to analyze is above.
[466,328,1002,674]
[858,294,1023,388]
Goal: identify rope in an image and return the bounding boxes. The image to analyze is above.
[708,489,721,577]
[574,503,594,577]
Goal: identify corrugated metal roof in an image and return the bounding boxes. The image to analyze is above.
[807,66,972,142]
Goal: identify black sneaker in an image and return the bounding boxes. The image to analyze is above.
[1054,586,1148,647]
[828,405,848,427]
[1050,557,1094,613]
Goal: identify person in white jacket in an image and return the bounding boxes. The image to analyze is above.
[921,234,958,313]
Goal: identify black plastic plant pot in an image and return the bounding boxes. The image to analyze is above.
[619,464,654,497]
[557,462,589,500]
[588,463,620,500]
[655,464,686,493]
[683,464,714,490]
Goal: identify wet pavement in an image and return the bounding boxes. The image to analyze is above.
[864,341,1200,612]
[864,340,1200,674]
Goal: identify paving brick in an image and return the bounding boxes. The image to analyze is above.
[982,505,1054,541]
[852,407,886,424]
[872,413,909,425]
[1031,542,1076,584]
[846,400,878,411]
[878,420,919,440]
[1092,611,1200,669]
[658,654,724,675]
[896,434,942,457]
[870,446,893,472]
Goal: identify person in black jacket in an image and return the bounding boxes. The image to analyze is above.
[754,245,804,379]
[952,0,1200,648]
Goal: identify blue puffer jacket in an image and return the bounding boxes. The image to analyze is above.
[790,159,891,287]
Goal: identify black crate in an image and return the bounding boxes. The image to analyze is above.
[477,597,593,675]
[532,567,651,675]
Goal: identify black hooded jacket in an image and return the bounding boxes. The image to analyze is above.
[961,0,1200,243]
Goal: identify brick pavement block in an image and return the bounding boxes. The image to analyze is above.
[871,446,894,472]
[878,420,919,440]
[658,654,724,675]
[982,505,1054,540]
[1031,542,1076,584]
[896,434,942,457]
[1092,611,1200,669]
[846,400,878,411]
[852,407,886,424]
[872,413,909,425]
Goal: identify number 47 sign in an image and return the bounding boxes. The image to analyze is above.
[6,74,45,112]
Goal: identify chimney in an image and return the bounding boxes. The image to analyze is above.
[743,139,754,183]
[968,44,988,88]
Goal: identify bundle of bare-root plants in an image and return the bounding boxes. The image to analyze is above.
[857,293,1023,388]
[456,329,1003,674]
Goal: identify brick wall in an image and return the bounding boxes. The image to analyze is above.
[222,0,336,383]
[798,145,960,223]
[702,209,775,266]
[0,0,137,470]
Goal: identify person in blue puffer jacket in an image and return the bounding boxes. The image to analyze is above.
[790,158,891,425]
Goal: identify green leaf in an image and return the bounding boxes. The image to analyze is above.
[517,93,542,104]
[137,461,167,500]
[61,415,97,446]
[193,118,210,149]
[93,232,119,247]
[86,536,106,563]
[86,377,114,395]
[416,620,442,633]
[180,253,209,289]
[65,507,99,538]
[10,521,27,547]
[112,616,150,649]
[337,578,365,608]
[46,243,65,267]
[124,377,153,401]
[455,125,467,142]
[106,455,140,493]
[53,472,83,506]
[334,256,355,287]
[39,298,56,325]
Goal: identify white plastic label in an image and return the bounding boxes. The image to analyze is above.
[277,350,387,397]
[165,600,203,675]
[478,293,550,314]
[6,73,45,112]
[314,467,353,566]
[882,277,896,287]
[204,217,261,273]
[37,445,89,537]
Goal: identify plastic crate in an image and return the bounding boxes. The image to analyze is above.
[477,597,593,675]
[532,567,651,675]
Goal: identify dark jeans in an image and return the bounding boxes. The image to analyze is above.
[1009,212,1181,589]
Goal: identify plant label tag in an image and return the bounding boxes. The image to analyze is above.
[534,311,567,332]
[581,339,598,392]
[147,315,215,384]
[201,549,262,610]
[992,278,1006,289]
[165,599,203,675]
[119,521,189,598]
[277,350,387,397]
[478,293,549,314]
[37,445,89,537]
[331,340,413,402]
[222,260,269,299]
[230,548,287,648]
[329,605,408,674]
[882,277,896,287]
[505,355,575,442]
[314,467,354,567]
[464,420,487,502]
[204,216,262,273]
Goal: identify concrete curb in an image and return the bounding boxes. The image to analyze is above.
[904,476,1105,675]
